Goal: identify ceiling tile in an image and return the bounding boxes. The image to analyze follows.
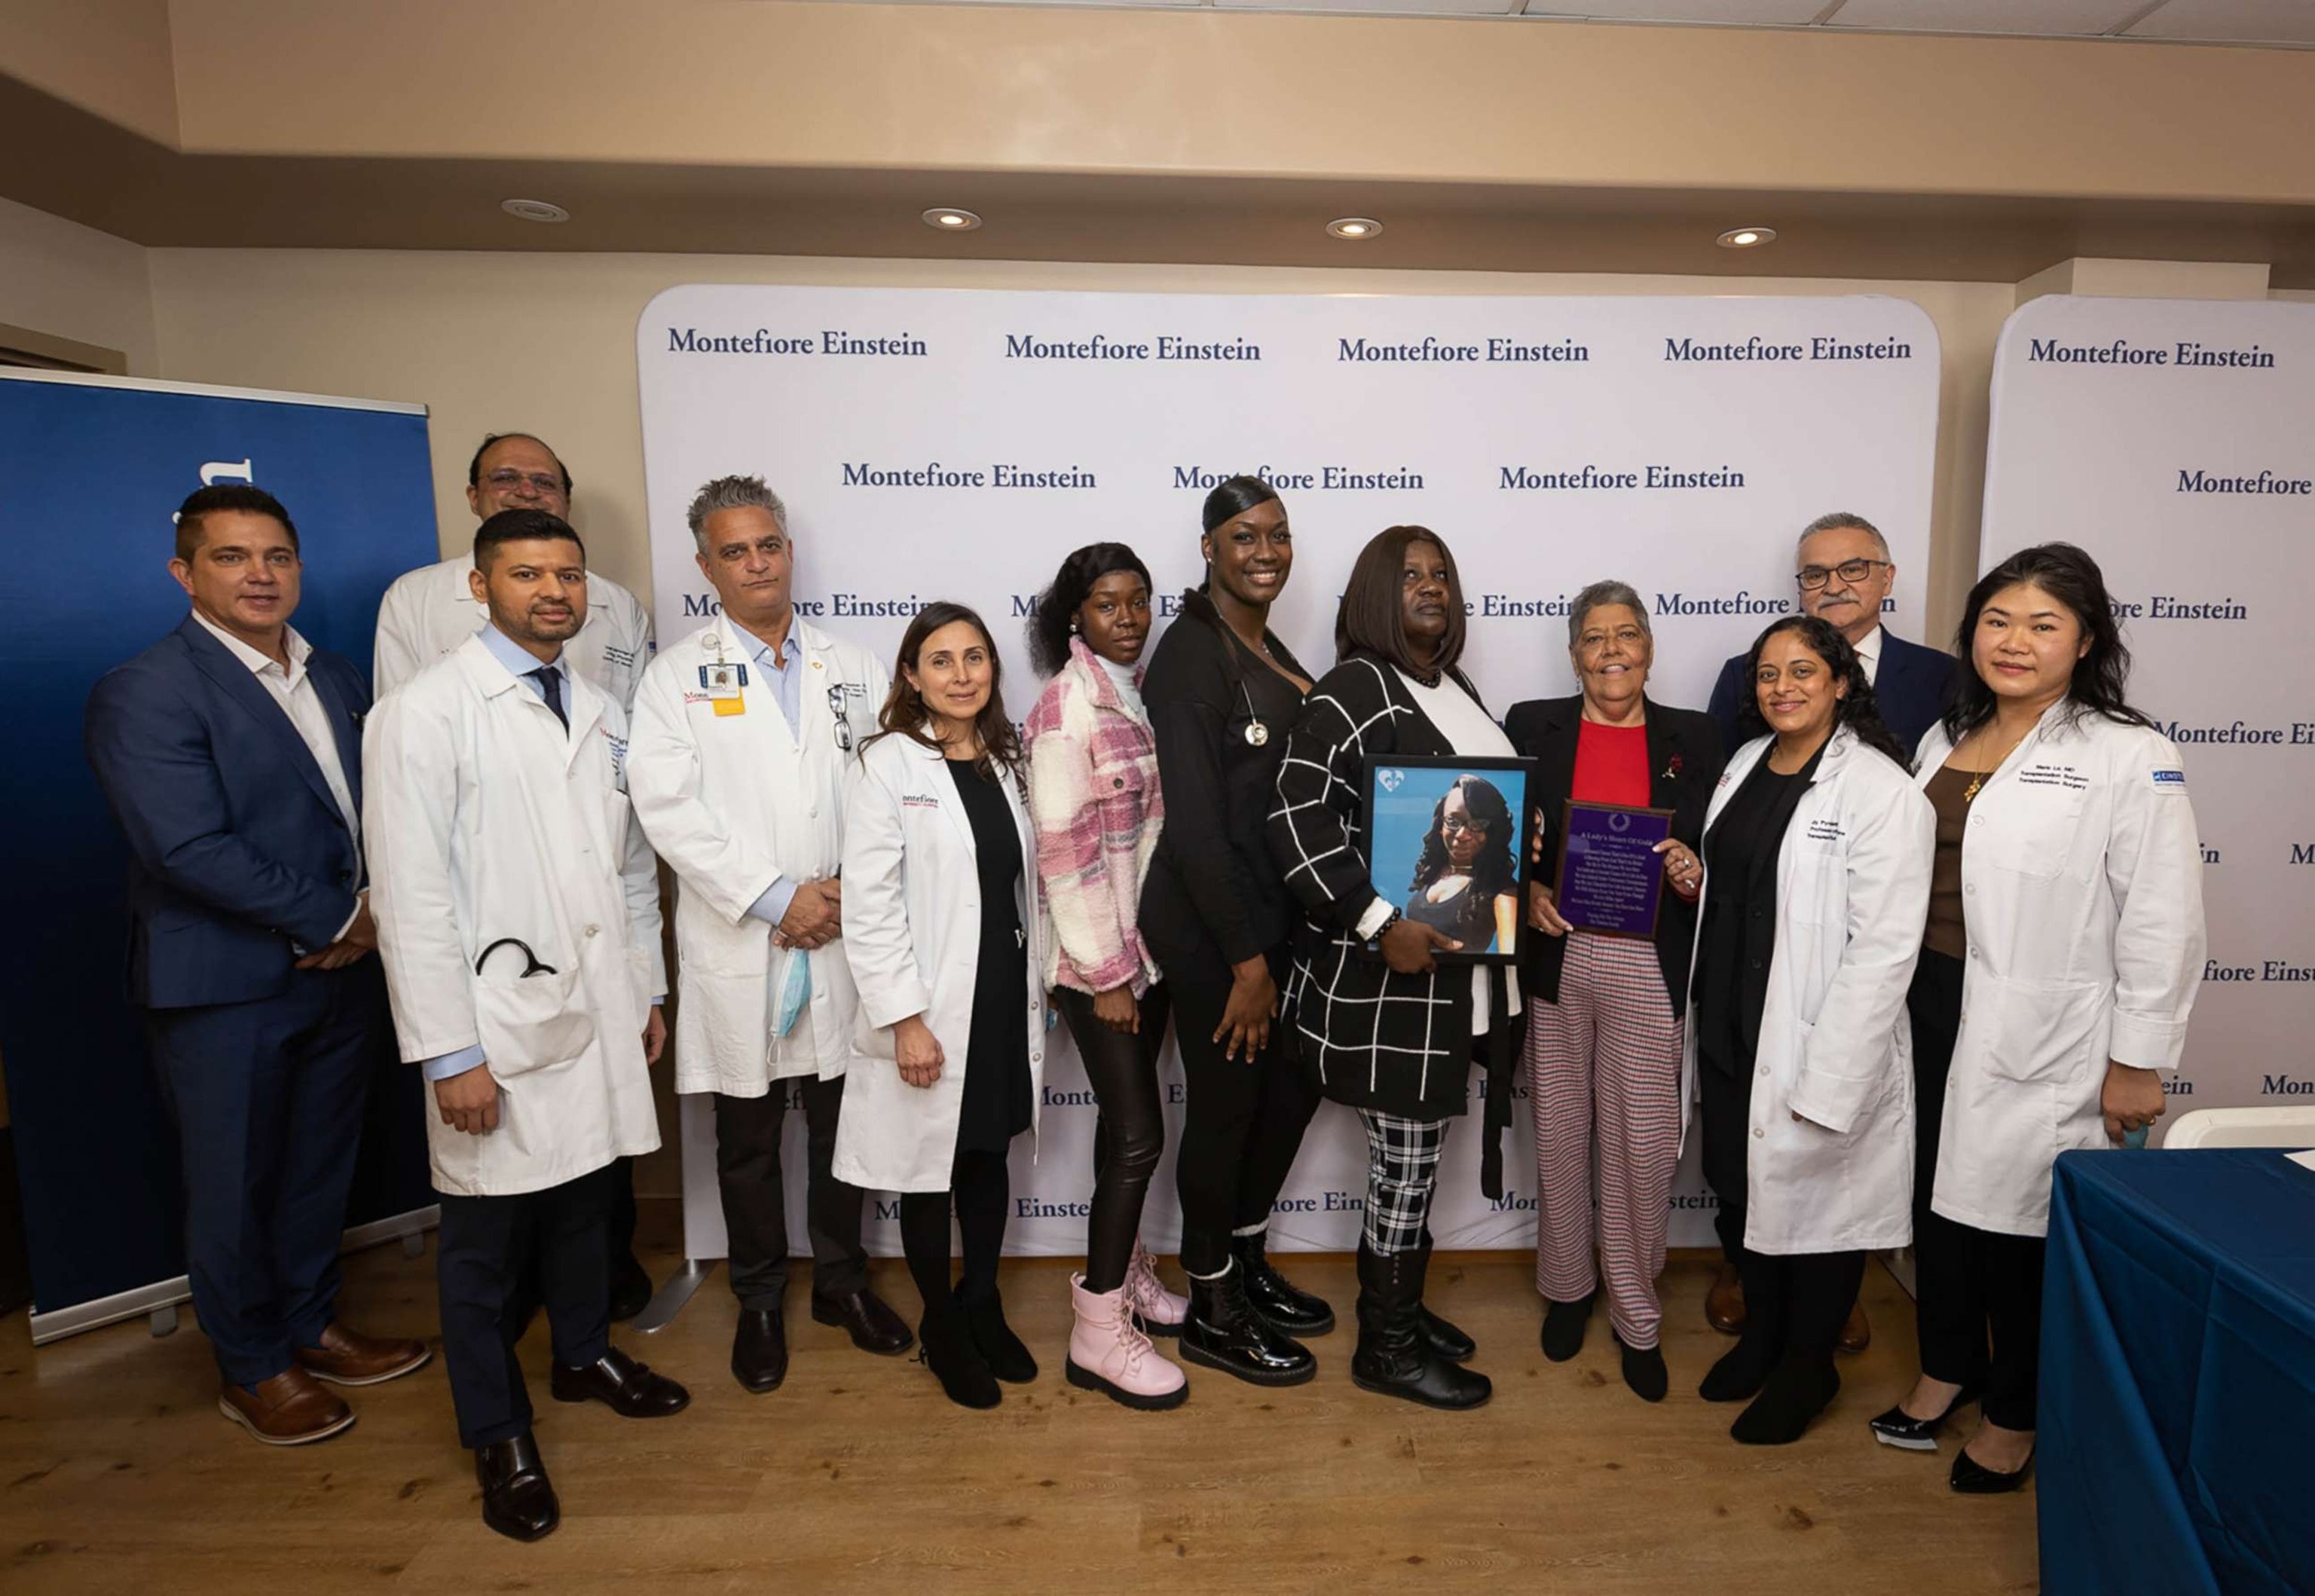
[1825,0,2145,35]
[1519,2,1827,20]
[1221,0,1520,12]
[2126,0,2315,43]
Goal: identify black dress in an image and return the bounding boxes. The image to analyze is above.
[946,757,1032,1154]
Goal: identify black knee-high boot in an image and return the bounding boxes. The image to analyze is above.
[1349,1242,1491,1411]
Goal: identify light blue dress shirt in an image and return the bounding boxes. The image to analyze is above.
[737,619,809,928]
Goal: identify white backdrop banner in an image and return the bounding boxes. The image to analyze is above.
[1981,295,2314,1142]
[635,284,1940,1258]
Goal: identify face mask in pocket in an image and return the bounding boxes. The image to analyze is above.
[772,946,812,1039]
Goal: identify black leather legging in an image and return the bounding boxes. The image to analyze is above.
[1055,983,1172,1294]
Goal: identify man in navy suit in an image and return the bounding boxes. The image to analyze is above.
[1702,509,1956,1353]
[85,485,430,1445]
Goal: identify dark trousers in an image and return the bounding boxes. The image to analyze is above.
[1909,948,2044,1427]
[1169,948,1323,1278]
[898,1148,1011,1310]
[714,1074,867,1310]
[1056,982,1172,1293]
[436,1164,614,1449]
[144,964,382,1387]
[607,1156,639,1274]
[1697,1047,1864,1373]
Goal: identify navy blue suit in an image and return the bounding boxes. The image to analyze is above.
[85,615,386,1386]
[1707,625,1957,762]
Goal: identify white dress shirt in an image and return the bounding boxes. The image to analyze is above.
[1853,622,1884,686]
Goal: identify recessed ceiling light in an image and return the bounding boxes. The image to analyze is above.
[922,208,983,232]
[1717,226,1776,249]
[1327,217,1383,240]
[501,198,570,224]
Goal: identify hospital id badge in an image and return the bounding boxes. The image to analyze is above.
[700,662,748,716]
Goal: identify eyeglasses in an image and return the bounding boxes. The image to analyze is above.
[1796,558,1889,592]
[828,686,853,751]
[1439,814,1483,835]
[483,469,567,496]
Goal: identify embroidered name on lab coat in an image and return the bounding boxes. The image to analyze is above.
[902,793,942,811]
[1805,817,1845,843]
[2016,762,2088,792]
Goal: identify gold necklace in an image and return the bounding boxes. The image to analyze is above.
[1959,726,2028,802]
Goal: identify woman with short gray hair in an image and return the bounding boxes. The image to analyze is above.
[1503,579,1726,1401]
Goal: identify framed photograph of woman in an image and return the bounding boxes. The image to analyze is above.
[1359,756,1535,964]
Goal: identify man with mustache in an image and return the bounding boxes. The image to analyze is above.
[625,476,909,1394]
[1703,511,1956,1350]
[364,509,687,1540]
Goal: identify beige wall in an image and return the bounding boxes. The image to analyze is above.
[146,247,2014,643]
[0,193,157,371]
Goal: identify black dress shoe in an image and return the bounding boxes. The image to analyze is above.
[1541,1292,1595,1363]
[1870,1384,1982,1451]
[730,1308,788,1393]
[957,1286,1038,1384]
[1230,1231,1335,1338]
[1699,1335,1778,1403]
[1179,1266,1317,1387]
[549,1347,691,1418]
[608,1255,654,1324]
[475,1431,558,1542]
[812,1289,915,1356]
[1951,1444,2035,1494]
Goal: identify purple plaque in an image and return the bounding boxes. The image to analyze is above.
[1554,802,1676,939]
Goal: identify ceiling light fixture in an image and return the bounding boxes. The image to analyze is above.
[922,208,983,232]
[1717,226,1776,249]
[1327,216,1383,240]
[500,198,570,224]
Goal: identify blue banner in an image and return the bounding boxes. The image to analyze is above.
[0,371,441,1321]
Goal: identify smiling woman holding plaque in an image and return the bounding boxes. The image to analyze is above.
[1503,579,1724,1402]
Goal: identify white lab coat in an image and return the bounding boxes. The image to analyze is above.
[1915,705,2205,1238]
[626,613,889,1096]
[372,555,654,707]
[835,733,1050,1194]
[363,636,667,1198]
[1683,726,1934,1255]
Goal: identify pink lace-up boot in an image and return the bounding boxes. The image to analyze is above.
[1065,1274,1188,1411]
[1121,1240,1189,1338]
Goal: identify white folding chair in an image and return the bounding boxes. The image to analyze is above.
[2162,1106,2315,1151]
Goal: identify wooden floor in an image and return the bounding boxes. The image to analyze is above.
[0,1224,2038,1596]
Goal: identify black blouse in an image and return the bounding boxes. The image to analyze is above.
[946,757,1032,1153]
[1693,746,1823,1077]
[1139,589,1312,979]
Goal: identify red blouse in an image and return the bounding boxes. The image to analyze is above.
[1570,719,1651,809]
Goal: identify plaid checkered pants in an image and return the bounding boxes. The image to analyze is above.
[1356,1110,1451,1255]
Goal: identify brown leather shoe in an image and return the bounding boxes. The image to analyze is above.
[1837,1298,1872,1355]
[218,1368,356,1445]
[294,1321,433,1387]
[1706,1261,1746,1337]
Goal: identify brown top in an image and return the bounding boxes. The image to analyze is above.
[1923,763,1974,961]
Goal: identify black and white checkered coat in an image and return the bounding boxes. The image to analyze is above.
[1268,652,1506,1123]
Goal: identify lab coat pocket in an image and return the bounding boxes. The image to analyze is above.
[476,966,598,1080]
[1984,977,2100,1087]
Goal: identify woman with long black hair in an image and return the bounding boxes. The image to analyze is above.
[1402,775,1520,955]
[1023,543,1188,1410]
[1138,476,1329,1387]
[836,603,1049,1410]
[1873,543,2203,1494]
[1687,614,1931,1445]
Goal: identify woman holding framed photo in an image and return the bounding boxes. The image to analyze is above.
[1268,524,1517,1412]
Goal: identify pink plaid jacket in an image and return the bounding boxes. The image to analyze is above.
[1024,637,1164,996]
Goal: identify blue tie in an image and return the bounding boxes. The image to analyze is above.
[528,665,568,731]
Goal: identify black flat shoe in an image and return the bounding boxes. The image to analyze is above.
[1419,1303,1476,1363]
[549,1347,691,1418]
[1732,1362,1840,1446]
[1179,1266,1317,1387]
[812,1289,915,1356]
[1231,1231,1335,1338]
[916,1308,1001,1410]
[1699,1337,1777,1404]
[475,1432,558,1542]
[1951,1445,2035,1494]
[730,1307,788,1393]
[957,1286,1038,1384]
[1870,1385,1981,1451]
[1613,1332,1668,1403]
[1541,1292,1595,1363]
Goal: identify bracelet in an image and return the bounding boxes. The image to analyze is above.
[1372,906,1402,943]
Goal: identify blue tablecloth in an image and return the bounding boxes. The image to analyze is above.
[2041,1148,2315,1596]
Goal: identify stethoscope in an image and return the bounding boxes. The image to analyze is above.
[1238,674,1269,748]
[476,938,556,978]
